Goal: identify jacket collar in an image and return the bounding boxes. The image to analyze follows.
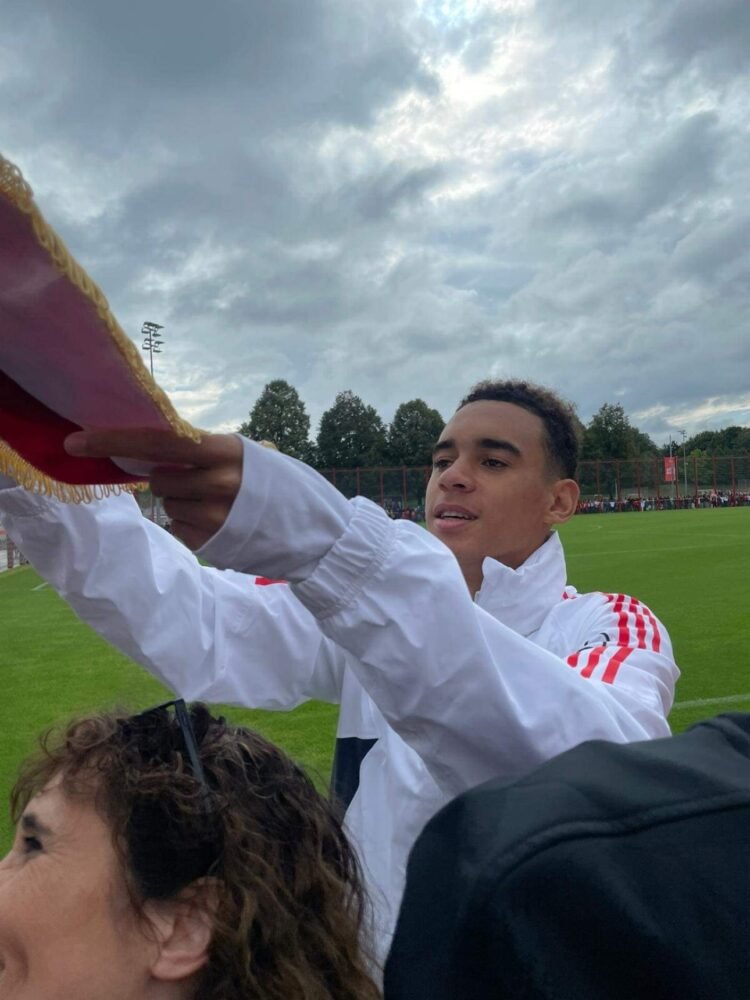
[474,531,567,636]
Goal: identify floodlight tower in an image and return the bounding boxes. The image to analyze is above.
[140,321,165,524]
[141,321,164,377]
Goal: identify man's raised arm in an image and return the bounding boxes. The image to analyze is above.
[0,446,344,709]
[64,429,676,795]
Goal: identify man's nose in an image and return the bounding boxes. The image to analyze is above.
[439,459,475,491]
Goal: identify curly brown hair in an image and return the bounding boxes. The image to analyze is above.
[10,703,381,1000]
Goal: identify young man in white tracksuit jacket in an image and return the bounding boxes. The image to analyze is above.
[0,380,679,967]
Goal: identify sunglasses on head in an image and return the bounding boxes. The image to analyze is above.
[121,699,220,895]
[124,698,211,797]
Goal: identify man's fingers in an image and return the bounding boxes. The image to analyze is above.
[64,429,241,470]
[150,464,241,502]
[162,497,229,537]
[168,519,213,552]
[65,428,204,464]
[64,428,243,543]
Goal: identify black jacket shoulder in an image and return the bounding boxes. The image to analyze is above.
[385,714,750,1000]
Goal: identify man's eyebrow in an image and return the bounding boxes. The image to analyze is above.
[21,813,53,837]
[432,439,454,455]
[432,437,522,457]
[477,437,522,457]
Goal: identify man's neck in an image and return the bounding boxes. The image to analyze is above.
[461,562,485,599]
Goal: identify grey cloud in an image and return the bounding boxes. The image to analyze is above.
[49,0,431,133]
[535,0,750,75]
[653,0,750,78]
[632,112,722,215]
[670,213,750,280]
[3,0,435,158]
[545,112,723,233]
[0,0,747,442]
[442,8,513,74]
[351,163,445,221]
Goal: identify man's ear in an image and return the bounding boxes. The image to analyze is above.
[145,879,220,984]
[545,478,580,527]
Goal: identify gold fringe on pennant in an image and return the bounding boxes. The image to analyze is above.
[0,156,34,213]
[0,153,200,444]
[0,437,145,503]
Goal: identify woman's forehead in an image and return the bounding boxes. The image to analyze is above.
[26,776,107,842]
[26,774,65,817]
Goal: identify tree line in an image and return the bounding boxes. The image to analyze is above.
[580,403,750,462]
[238,381,749,469]
[238,380,444,468]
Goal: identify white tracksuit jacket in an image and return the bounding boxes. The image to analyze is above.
[0,439,679,966]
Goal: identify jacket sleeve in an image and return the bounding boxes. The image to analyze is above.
[0,485,344,708]
[200,439,676,797]
[560,592,677,739]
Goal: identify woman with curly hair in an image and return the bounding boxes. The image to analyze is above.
[0,700,381,1000]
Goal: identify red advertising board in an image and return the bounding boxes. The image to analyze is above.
[663,456,677,482]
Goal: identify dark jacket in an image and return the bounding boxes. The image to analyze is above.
[385,713,750,1000]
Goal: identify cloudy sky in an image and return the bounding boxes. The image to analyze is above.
[2,0,748,441]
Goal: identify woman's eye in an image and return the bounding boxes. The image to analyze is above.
[433,459,450,470]
[483,458,507,468]
[23,836,43,854]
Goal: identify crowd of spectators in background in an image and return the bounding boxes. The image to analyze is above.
[382,498,425,521]
[576,491,750,513]
[376,493,750,520]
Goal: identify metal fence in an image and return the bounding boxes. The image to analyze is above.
[318,454,750,513]
[0,532,29,570]
[1,453,748,573]
[318,466,432,516]
[577,454,750,511]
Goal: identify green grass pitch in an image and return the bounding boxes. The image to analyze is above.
[1,506,748,850]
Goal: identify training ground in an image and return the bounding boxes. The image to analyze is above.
[1,505,748,849]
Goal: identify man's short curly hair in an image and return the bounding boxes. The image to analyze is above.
[458,379,579,479]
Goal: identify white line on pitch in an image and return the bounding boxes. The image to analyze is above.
[672,692,750,711]
[31,582,49,591]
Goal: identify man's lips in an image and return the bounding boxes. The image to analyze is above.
[431,503,478,525]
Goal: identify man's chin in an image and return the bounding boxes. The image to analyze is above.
[428,517,478,540]
[428,523,472,556]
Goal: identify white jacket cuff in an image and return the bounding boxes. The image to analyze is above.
[292,497,395,619]
[198,436,354,580]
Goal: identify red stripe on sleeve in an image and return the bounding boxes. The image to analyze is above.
[580,645,606,678]
[254,577,287,586]
[617,611,632,646]
[626,599,648,648]
[636,613,648,647]
[643,606,661,652]
[601,646,633,684]
[608,594,654,649]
